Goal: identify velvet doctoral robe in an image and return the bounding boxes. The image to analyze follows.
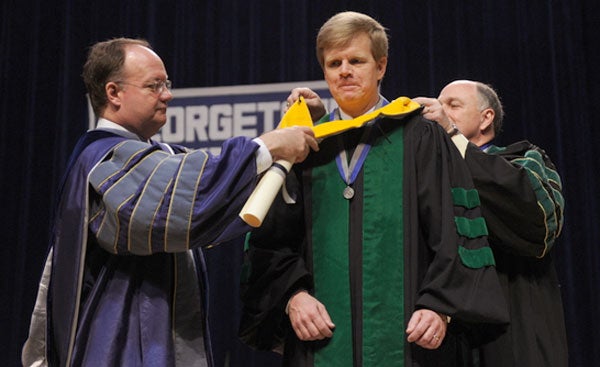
[464,141,568,367]
[240,106,509,367]
[23,129,259,367]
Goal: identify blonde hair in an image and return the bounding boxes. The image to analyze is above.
[316,11,388,68]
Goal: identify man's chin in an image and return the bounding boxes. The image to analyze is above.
[151,118,167,132]
[335,94,361,108]
[154,111,168,123]
[336,90,361,102]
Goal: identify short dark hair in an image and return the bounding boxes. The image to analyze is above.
[82,38,151,117]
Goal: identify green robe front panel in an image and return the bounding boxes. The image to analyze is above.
[310,123,405,367]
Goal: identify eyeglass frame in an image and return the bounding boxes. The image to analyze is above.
[115,79,172,94]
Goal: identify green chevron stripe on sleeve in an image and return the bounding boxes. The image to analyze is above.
[458,246,496,268]
[513,150,564,256]
[451,187,481,209]
[454,216,489,238]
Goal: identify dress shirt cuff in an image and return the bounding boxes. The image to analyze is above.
[252,137,273,174]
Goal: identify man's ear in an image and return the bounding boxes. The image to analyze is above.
[376,56,388,80]
[480,108,494,132]
[106,82,122,106]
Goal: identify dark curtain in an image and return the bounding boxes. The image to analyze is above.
[1,1,598,366]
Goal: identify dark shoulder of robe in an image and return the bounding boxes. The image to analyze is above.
[240,111,509,367]
[464,141,568,367]
[43,130,259,366]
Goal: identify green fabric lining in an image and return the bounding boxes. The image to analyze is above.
[311,156,353,367]
[310,120,406,366]
[361,124,405,366]
[458,246,496,268]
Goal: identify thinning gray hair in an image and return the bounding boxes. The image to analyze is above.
[475,81,504,136]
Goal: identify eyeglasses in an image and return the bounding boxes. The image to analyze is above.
[117,79,172,94]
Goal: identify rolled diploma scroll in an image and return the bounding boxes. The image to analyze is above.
[239,159,293,227]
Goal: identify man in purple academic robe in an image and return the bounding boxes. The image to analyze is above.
[22,37,318,367]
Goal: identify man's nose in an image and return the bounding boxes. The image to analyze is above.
[161,88,174,102]
[339,61,352,76]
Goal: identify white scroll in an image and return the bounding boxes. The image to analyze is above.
[239,160,292,227]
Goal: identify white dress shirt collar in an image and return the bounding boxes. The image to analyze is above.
[95,118,144,141]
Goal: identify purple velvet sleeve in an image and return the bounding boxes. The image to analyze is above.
[89,137,259,255]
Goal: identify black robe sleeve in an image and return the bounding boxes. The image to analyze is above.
[239,168,312,350]
[464,141,564,257]
[404,119,509,326]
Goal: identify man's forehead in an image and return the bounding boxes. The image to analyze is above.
[324,34,372,56]
[123,47,165,77]
[440,83,477,101]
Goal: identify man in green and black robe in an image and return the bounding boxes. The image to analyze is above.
[240,11,508,367]
[240,103,509,366]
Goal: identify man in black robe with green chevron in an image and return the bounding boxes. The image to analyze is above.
[240,12,508,367]
[416,80,568,367]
